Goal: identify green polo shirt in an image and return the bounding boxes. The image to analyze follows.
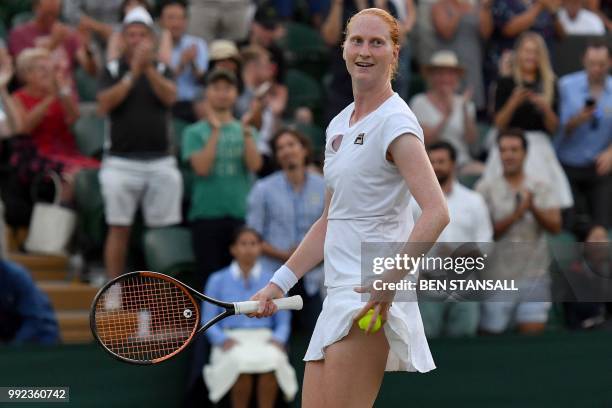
[181,120,258,221]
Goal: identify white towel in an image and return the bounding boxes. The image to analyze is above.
[203,328,298,403]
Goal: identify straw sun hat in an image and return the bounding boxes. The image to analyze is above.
[423,50,465,74]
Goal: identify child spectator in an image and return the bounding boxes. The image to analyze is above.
[182,69,262,289]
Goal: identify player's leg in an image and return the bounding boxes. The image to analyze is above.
[230,374,253,408]
[256,372,278,408]
[302,360,325,408]
[321,322,389,407]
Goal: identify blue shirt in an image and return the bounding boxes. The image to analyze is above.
[246,171,326,295]
[0,260,59,345]
[170,34,209,102]
[555,71,612,167]
[202,261,291,346]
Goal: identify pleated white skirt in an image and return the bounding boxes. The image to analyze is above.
[304,286,436,372]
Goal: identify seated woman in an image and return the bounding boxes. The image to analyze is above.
[12,47,99,202]
[202,227,298,407]
[409,50,483,175]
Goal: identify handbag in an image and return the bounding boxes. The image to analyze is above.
[24,171,77,256]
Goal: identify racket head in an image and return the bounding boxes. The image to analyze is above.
[90,271,200,364]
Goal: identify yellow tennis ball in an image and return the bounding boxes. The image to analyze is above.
[358,309,382,333]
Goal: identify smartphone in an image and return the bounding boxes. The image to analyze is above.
[585,97,596,108]
[585,97,599,129]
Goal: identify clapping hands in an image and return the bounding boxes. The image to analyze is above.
[130,38,155,76]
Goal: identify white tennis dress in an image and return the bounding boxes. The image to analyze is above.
[303,93,436,372]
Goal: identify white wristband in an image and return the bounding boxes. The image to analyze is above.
[270,265,298,294]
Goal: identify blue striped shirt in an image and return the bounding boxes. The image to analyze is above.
[246,171,326,295]
[555,71,612,167]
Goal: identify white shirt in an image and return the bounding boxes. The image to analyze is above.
[558,8,606,35]
[410,181,493,243]
[409,94,476,167]
[323,93,424,287]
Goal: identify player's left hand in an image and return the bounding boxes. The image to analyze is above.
[353,285,393,333]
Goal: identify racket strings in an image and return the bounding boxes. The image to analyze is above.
[94,274,198,363]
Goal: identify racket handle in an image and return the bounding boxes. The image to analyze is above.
[234,295,303,315]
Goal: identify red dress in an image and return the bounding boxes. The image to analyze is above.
[13,89,99,174]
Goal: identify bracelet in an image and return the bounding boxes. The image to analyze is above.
[270,265,298,294]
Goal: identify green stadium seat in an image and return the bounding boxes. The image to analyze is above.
[295,122,325,161]
[10,11,33,27]
[0,20,7,40]
[286,69,322,115]
[73,114,105,158]
[2,1,32,26]
[143,226,196,277]
[457,174,480,189]
[408,74,426,99]
[548,230,578,272]
[277,22,329,79]
[172,117,189,157]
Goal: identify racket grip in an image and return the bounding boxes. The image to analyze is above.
[234,295,303,315]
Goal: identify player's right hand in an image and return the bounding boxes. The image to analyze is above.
[248,283,284,318]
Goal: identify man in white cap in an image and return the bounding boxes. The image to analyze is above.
[97,6,182,280]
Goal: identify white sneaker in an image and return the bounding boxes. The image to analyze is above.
[104,284,122,310]
[137,310,151,338]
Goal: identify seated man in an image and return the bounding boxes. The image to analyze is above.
[0,259,59,345]
[97,7,182,280]
[202,227,297,406]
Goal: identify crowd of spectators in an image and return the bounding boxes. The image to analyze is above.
[0,0,611,405]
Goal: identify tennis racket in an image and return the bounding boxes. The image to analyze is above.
[90,271,302,365]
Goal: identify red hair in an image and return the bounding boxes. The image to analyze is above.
[344,8,401,79]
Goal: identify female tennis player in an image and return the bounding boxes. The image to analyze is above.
[250,7,449,407]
